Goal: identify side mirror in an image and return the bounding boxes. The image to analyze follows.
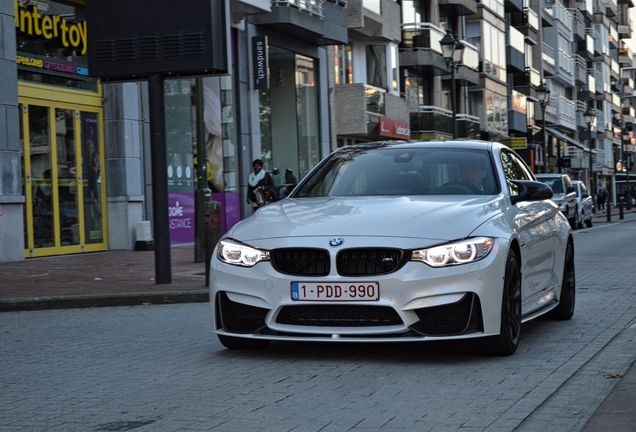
[511,180,554,205]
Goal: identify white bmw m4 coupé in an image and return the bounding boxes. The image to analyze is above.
[210,141,575,355]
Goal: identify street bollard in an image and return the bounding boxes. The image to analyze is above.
[619,197,624,220]
[204,199,222,287]
[607,200,612,222]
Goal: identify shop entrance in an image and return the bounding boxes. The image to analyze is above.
[19,86,107,257]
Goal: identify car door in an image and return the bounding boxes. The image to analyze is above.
[500,150,556,306]
[563,175,577,220]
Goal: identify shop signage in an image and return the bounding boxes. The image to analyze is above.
[16,54,89,76]
[502,137,528,149]
[15,0,88,55]
[378,118,410,139]
[253,36,269,90]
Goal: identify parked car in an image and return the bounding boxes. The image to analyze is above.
[210,141,575,356]
[535,173,578,228]
[572,180,593,228]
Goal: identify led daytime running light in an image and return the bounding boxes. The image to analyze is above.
[218,239,269,267]
[411,237,493,267]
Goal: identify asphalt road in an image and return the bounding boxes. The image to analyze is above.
[2,218,636,432]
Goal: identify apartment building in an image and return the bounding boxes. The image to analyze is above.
[330,0,410,145]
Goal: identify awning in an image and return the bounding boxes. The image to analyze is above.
[545,127,589,151]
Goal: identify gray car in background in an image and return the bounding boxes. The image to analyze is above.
[572,180,594,228]
[535,174,578,228]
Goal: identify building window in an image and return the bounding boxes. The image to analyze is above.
[334,45,352,85]
[366,45,387,89]
[469,20,507,83]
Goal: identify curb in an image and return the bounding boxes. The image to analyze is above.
[0,290,209,312]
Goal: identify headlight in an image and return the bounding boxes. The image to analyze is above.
[411,237,494,267]
[217,239,269,267]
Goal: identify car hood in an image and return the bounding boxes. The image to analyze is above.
[229,196,507,242]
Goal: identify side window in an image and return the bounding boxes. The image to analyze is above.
[500,150,531,196]
[580,183,588,196]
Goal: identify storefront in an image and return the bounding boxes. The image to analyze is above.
[16,0,108,257]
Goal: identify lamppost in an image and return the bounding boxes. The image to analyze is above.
[584,107,596,205]
[536,81,551,173]
[621,128,630,210]
[440,31,465,139]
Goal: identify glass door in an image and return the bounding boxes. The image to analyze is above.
[20,101,107,257]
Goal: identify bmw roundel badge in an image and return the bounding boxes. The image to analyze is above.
[329,238,344,247]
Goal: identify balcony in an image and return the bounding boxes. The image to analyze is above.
[334,83,409,137]
[439,0,478,16]
[565,146,589,169]
[608,25,619,48]
[619,47,633,66]
[347,0,401,42]
[524,7,540,32]
[576,100,589,127]
[410,105,454,137]
[611,59,620,80]
[451,40,480,85]
[618,18,633,38]
[457,114,481,138]
[542,42,556,76]
[570,8,587,40]
[557,49,574,86]
[624,77,634,96]
[575,54,588,84]
[507,27,526,73]
[400,23,448,73]
[547,0,574,39]
[576,0,593,18]
[252,0,348,45]
[555,95,577,130]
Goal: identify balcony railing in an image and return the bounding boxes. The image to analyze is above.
[576,100,588,112]
[524,7,539,31]
[401,22,445,53]
[569,6,585,22]
[575,54,587,70]
[365,85,386,115]
[611,92,621,107]
[576,0,593,15]
[557,96,577,129]
[552,0,574,28]
[593,0,606,13]
[411,105,453,135]
[272,0,324,16]
[542,42,556,67]
[462,40,480,70]
[586,34,594,54]
[456,114,481,138]
[558,49,574,79]
[611,59,620,75]
[509,27,525,55]
[526,66,541,86]
[587,68,597,91]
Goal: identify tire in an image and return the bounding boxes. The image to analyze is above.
[218,334,270,350]
[548,241,575,320]
[475,251,522,356]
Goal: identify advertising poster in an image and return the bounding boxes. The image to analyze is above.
[165,79,195,244]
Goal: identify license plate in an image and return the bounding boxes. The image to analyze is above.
[291,282,380,301]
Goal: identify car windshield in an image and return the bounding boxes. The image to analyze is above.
[538,177,563,194]
[293,147,499,197]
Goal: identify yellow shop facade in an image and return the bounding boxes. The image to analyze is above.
[15,0,107,257]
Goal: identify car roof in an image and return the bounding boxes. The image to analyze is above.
[337,140,499,152]
[535,173,569,178]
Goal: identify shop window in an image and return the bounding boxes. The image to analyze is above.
[334,45,353,85]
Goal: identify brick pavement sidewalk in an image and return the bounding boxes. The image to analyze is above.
[0,246,208,311]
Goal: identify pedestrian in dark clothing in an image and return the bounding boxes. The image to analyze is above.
[247,159,277,211]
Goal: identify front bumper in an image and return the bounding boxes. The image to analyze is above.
[209,237,508,342]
